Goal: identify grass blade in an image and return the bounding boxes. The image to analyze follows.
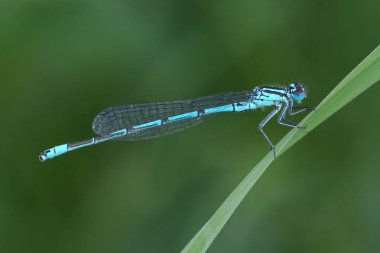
[181,45,380,253]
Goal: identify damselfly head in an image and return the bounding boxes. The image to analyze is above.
[289,82,306,101]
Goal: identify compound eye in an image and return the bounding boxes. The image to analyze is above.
[290,82,306,101]
[292,90,306,101]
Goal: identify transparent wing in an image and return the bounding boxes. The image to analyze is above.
[92,90,253,141]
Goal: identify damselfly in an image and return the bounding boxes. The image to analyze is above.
[39,82,312,161]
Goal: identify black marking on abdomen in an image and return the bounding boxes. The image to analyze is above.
[198,109,205,116]
[68,139,93,148]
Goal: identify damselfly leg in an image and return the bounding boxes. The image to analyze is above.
[258,102,282,157]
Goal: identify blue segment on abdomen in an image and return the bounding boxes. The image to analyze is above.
[204,104,234,114]
[168,111,198,121]
[133,120,162,129]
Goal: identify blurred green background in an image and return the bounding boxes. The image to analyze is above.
[1,0,379,252]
